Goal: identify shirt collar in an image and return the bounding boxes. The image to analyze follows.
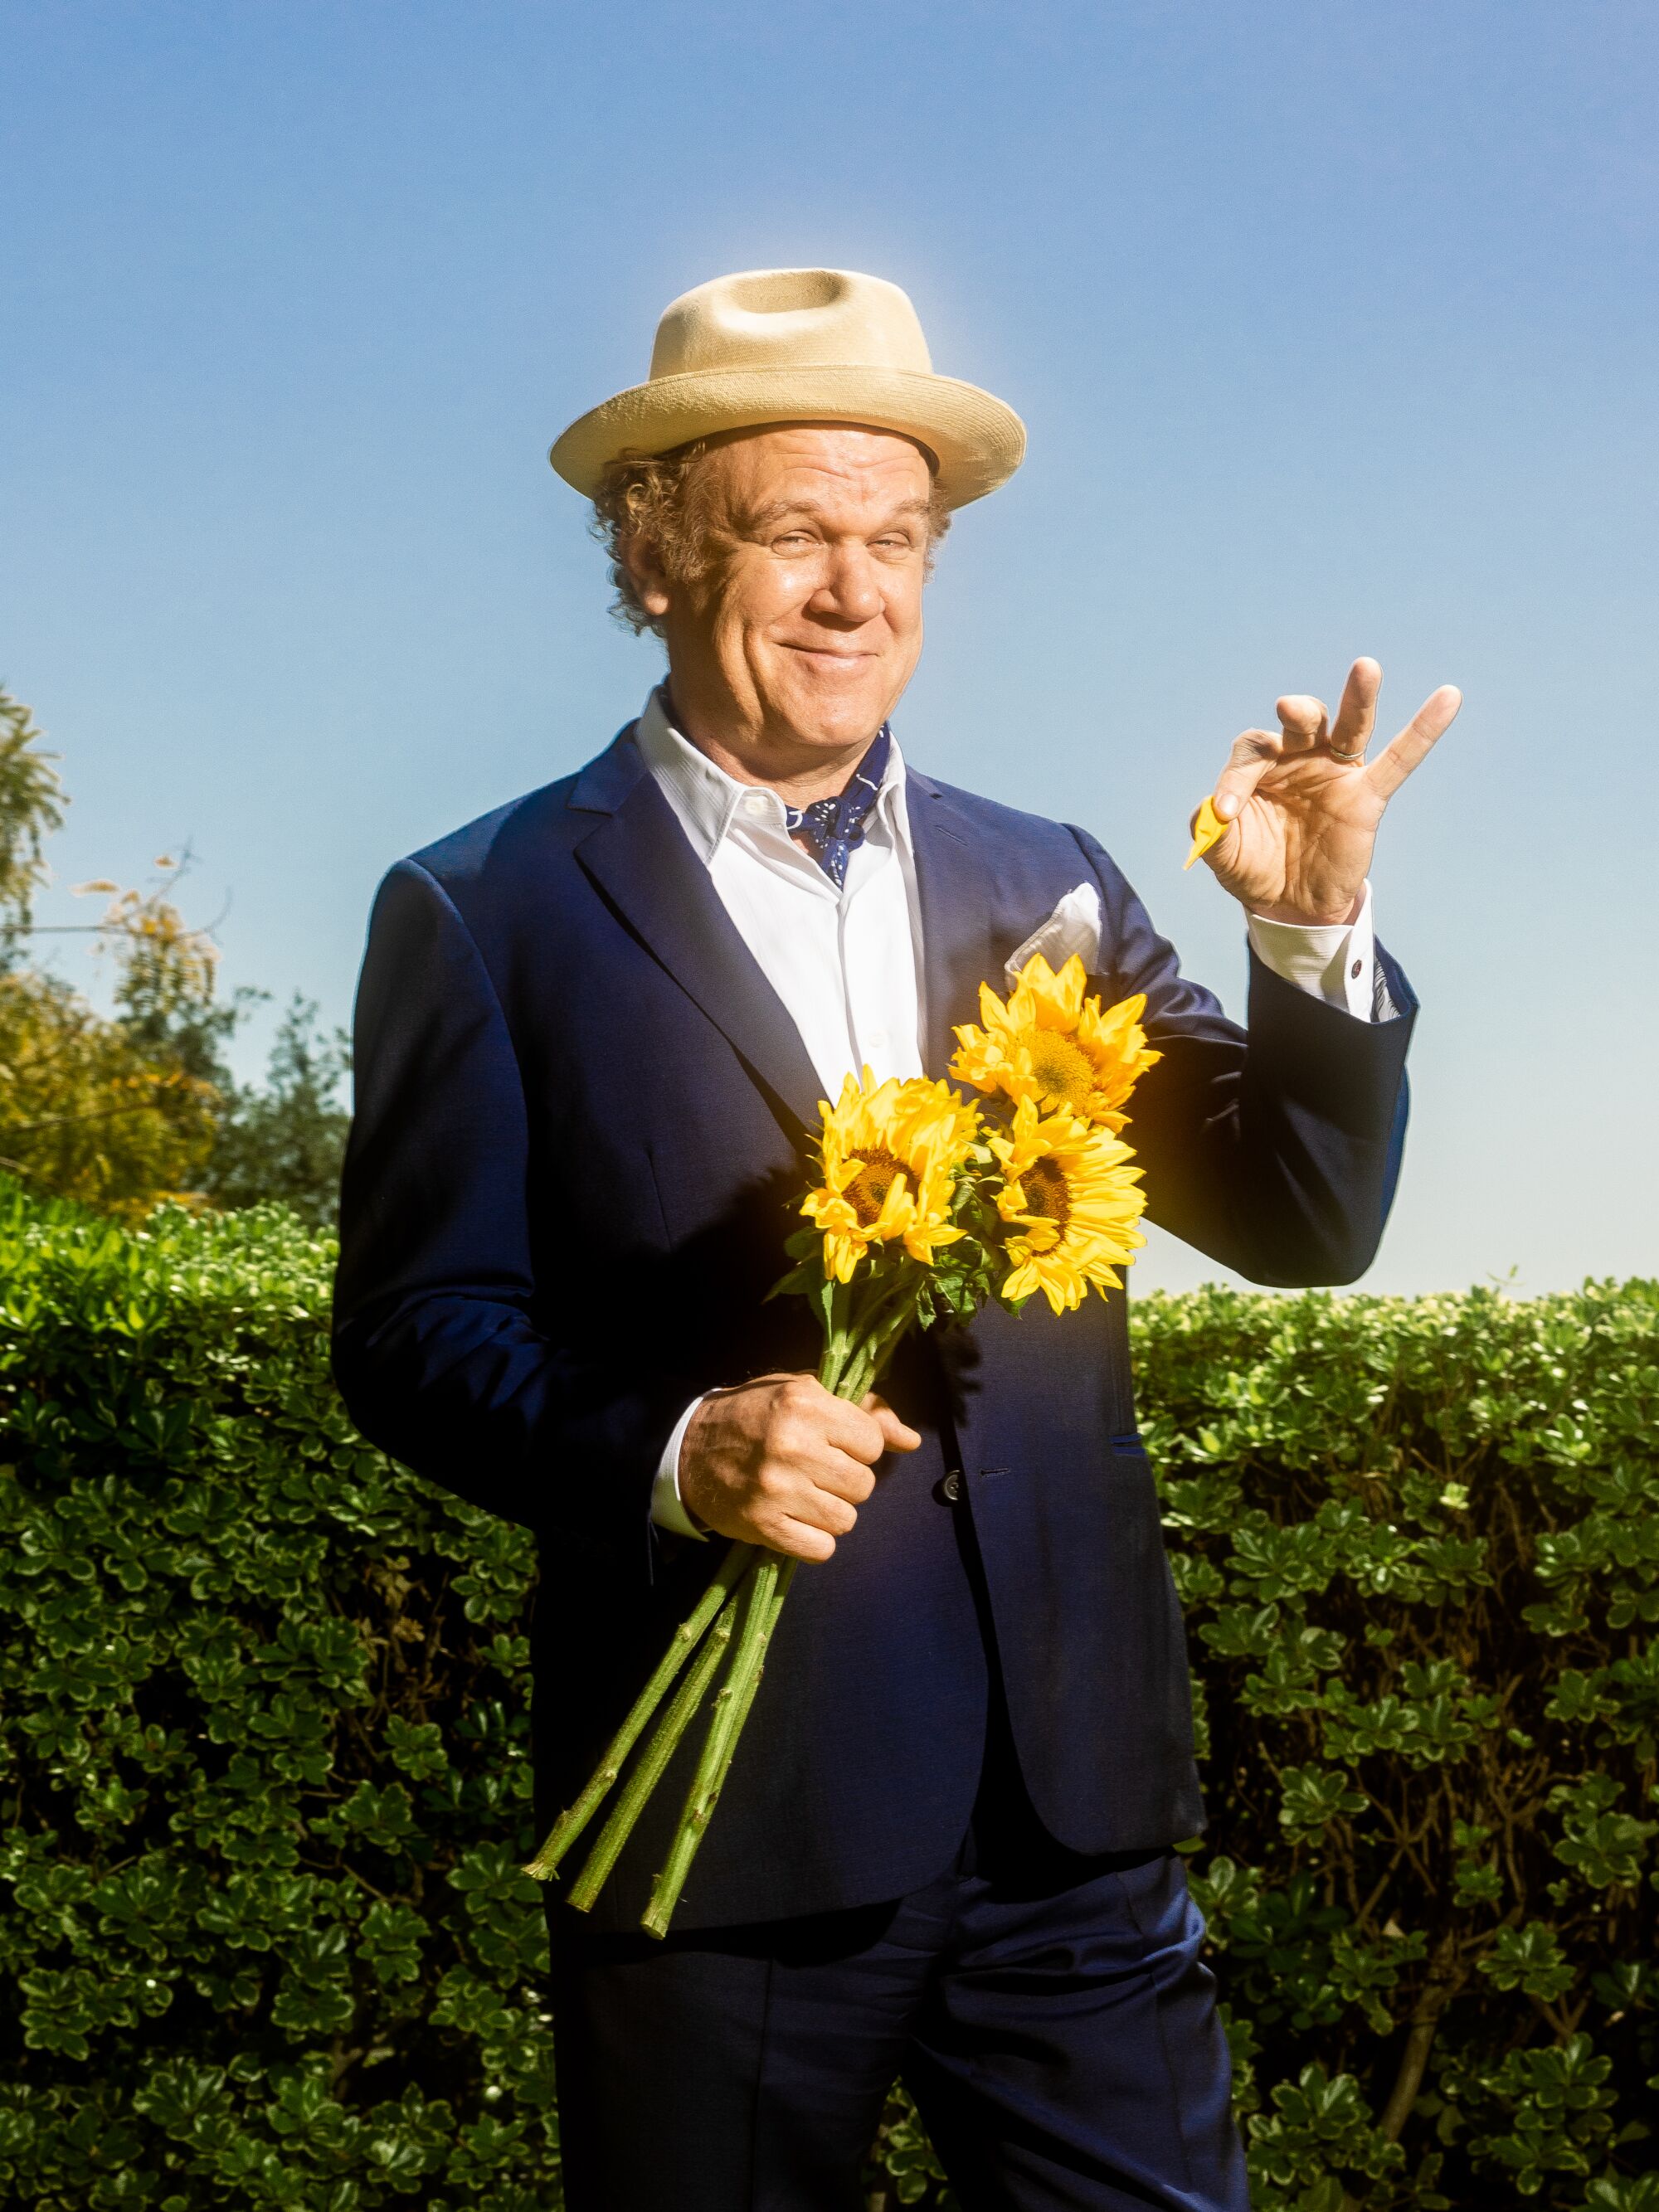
[635,684,908,865]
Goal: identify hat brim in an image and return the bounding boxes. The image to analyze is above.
[548,365,1025,509]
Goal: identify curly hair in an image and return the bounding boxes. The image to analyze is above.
[591,439,952,638]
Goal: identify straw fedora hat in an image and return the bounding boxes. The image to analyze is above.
[549,267,1025,509]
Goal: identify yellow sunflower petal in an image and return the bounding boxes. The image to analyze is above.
[954,964,1160,1126]
[991,1098,1147,1309]
[805,1067,983,1280]
[1005,951,1087,1033]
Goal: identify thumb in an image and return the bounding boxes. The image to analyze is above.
[863,1392,922,1453]
[1209,727,1286,829]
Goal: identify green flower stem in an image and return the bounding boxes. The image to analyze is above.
[817,1279,858,1396]
[549,1270,922,1934]
[833,1285,920,1407]
[838,1318,907,1405]
[641,1553,782,1937]
[564,1563,754,1913]
[645,1556,799,1937]
[523,1539,755,1881]
[712,1554,796,1766]
[634,1275,903,1937]
[820,1271,919,1400]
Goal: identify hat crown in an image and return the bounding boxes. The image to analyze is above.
[648,268,935,382]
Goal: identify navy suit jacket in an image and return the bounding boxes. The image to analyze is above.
[332,724,1416,1930]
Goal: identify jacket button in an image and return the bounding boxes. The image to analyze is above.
[940,1469,963,1503]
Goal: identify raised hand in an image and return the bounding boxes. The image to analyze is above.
[1198,659,1460,924]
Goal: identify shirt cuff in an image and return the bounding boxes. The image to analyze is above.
[650,1395,710,1539]
[1245,880,1380,1022]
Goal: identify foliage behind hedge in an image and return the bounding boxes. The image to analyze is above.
[0,1179,1655,2210]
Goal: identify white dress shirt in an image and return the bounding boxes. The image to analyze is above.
[635,688,927,1096]
[633,687,1384,1535]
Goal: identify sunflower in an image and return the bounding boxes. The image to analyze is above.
[990,1096,1147,1314]
[951,953,1161,1130]
[801,1072,981,1284]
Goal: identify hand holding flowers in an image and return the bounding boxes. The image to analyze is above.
[679,1376,919,1562]
[524,953,1160,1934]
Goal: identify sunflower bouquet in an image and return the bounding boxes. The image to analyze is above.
[525,953,1160,1935]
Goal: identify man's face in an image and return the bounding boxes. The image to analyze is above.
[638,424,936,768]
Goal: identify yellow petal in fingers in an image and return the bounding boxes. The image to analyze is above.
[1184,794,1228,873]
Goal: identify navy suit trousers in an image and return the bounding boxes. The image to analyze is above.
[547,1670,1248,2212]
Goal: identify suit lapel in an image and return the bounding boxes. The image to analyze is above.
[906,772,1002,1082]
[572,738,827,1136]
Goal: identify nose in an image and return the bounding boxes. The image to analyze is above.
[809,542,884,626]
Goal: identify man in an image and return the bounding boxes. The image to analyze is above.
[333,267,1457,2211]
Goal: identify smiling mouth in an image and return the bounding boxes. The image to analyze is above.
[781,644,877,662]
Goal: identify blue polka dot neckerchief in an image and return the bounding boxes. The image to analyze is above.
[781,725,893,890]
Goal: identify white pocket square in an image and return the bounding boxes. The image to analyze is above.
[1005,883,1103,985]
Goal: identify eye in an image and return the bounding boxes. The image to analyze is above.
[771,531,816,552]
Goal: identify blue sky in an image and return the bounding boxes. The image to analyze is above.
[5,1,1655,1292]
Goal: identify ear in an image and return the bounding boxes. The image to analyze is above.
[620,530,674,621]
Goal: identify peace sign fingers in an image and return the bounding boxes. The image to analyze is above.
[1192,657,1460,924]
[1366,685,1463,801]
[1326,657,1382,764]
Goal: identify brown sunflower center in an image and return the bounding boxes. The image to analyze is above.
[845,1148,912,1226]
[1027,1030,1098,1113]
[1019,1155,1072,1229]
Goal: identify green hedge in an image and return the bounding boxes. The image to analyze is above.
[1,1177,1655,2210]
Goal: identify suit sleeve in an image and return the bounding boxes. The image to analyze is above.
[1068,825,1417,1287]
[330,859,685,1553]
